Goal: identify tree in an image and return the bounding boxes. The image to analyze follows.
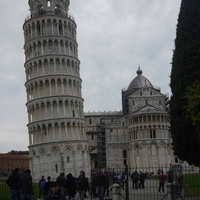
[170,0,200,166]
[186,82,200,132]
[8,150,29,155]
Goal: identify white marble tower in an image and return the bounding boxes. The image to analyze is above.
[23,0,89,180]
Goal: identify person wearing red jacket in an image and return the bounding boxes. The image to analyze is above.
[158,171,166,193]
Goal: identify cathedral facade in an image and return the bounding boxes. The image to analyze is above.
[85,68,175,170]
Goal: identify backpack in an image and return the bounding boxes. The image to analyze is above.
[39,179,46,189]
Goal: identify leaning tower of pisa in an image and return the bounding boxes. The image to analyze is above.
[23,0,89,180]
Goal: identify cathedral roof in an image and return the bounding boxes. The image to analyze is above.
[131,104,167,116]
[127,67,154,90]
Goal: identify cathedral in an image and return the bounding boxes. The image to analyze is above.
[85,67,175,170]
[23,0,175,180]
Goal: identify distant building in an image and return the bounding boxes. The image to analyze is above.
[85,68,175,170]
[0,154,29,173]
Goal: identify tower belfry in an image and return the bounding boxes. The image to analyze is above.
[23,0,89,179]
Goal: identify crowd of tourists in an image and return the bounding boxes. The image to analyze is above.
[6,167,171,200]
[5,168,112,200]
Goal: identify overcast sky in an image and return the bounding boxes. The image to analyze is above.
[0,0,181,153]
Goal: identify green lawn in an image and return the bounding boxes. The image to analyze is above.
[0,176,9,200]
[0,180,40,200]
[183,174,200,196]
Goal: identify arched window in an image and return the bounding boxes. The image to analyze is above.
[123,150,127,165]
[55,4,61,15]
[37,21,41,36]
[47,0,51,7]
[38,6,45,15]
[55,164,58,173]
[59,21,63,35]
[123,150,127,159]
[150,129,156,138]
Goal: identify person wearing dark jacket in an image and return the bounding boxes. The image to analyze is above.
[65,173,77,200]
[95,169,105,200]
[130,170,139,189]
[6,168,21,200]
[45,181,65,200]
[77,171,90,200]
[91,172,98,197]
[56,172,65,197]
[19,169,33,200]
[103,170,110,196]
[44,176,52,198]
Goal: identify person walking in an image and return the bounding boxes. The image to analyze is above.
[95,169,105,200]
[56,172,66,197]
[38,175,46,200]
[138,171,145,189]
[65,173,77,200]
[77,171,90,200]
[103,170,110,196]
[130,170,139,189]
[158,171,166,193]
[6,168,21,200]
[19,169,33,200]
[44,176,52,198]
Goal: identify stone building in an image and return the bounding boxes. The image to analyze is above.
[23,0,175,179]
[0,154,29,173]
[85,67,175,170]
[23,0,89,180]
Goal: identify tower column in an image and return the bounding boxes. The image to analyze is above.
[49,80,52,95]
[51,20,53,35]
[65,124,68,139]
[44,103,47,118]
[58,40,61,53]
[57,100,60,116]
[29,131,32,145]
[50,103,53,118]
[61,80,64,94]
[52,125,55,140]
[41,41,44,55]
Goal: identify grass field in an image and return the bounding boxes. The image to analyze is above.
[151,173,200,197]
[0,179,39,200]
[183,174,200,196]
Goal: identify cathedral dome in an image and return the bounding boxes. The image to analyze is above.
[127,67,154,90]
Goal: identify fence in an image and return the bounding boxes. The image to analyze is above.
[90,164,200,200]
[0,164,200,200]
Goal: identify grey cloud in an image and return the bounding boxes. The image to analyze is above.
[0,0,181,152]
